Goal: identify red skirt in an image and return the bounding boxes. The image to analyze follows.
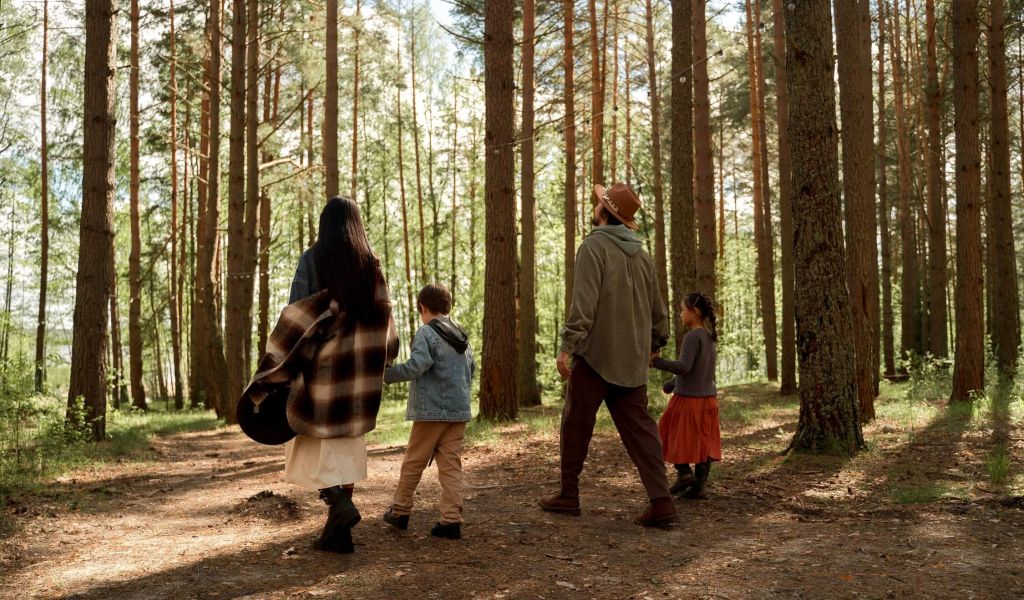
[658,395,722,464]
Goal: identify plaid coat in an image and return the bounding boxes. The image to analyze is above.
[240,274,400,439]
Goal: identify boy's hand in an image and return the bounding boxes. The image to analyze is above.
[556,351,572,380]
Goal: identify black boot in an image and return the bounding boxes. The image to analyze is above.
[383,508,409,531]
[670,464,696,495]
[313,486,360,553]
[430,521,462,540]
[682,461,710,500]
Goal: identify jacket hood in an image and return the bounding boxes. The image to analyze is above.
[590,224,643,256]
[428,316,469,354]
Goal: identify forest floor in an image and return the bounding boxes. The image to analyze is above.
[2,382,1023,599]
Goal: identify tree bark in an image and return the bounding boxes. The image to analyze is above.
[480,0,518,420]
[350,0,361,200]
[168,0,184,409]
[564,0,577,318]
[128,0,147,411]
[589,0,604,187]
[785,0,862,455]
[753,0,778,384]
[925,0,949,360]
[986,0,1020,376]
[772,0,796,395]
[645,0,668,310]
[191,15,212,408]
[519,0,541,407]
[70,0,118,440]
[876,0,896,378]
[890,0,922,364]
[745,0,777,381]
[670,0,695,349]
[396,43,416,345]
[950,0,984,401]
[109,257,127,408]
[610,1,619,182]
[410,18,427,283]
[35,0,49,393]
[324,0,339,196]
[693,0,715,302]
[834,0,879,421]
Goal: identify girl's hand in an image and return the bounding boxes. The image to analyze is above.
[649,351,659,367]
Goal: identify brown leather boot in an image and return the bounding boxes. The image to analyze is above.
[538,493,581,516]
[634,496,678,527]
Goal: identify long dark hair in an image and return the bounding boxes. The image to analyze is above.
[313,197,383,320]
[684,292,718,342]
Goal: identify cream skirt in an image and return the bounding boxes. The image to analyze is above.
[283,434,368,490]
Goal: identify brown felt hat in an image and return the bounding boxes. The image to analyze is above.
[593,182,641,230]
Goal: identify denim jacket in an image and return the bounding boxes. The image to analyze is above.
[384,319,474,422]
[289,249,320,303]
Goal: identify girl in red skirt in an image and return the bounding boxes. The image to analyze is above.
[651,292,720,499]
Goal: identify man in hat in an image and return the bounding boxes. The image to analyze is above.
[539,182,676,527]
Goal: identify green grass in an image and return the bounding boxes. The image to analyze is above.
[986,448,1011,486]
[893,483,961,504]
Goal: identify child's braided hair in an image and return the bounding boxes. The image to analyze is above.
[684,291,718,342]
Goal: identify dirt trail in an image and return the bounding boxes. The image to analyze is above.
[2,385,1022,599]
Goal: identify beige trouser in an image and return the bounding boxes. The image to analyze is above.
[391,421,466,524]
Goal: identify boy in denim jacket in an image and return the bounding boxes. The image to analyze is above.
[382,283,474,539]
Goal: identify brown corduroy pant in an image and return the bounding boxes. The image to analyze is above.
[560,357,671,501]
[391,421,466,524]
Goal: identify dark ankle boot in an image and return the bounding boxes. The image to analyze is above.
[430,521,461,540]
[383,508,409,531]
[670,464,696,495]
[313,486,360,553]
[682,461,710,500]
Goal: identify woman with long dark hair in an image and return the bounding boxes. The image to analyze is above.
[281,196,398,553]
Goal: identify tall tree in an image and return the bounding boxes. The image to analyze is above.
[350,0,361,199]
[834,0,879,421]
[745,0,777,380]
[519,0,541,407]
[127,0,147,411]
[645,0,668,308]
[692,0,716,301]
[410,16,427,282]
[480,0,517,420]
[925,0,948,359]
[589,0,605,186]
[70,0,119,440]
[890,0,922,363]
[396,43,416,344]
[753,0,778,383]
[950,0,984,401]
[168,0,184,409]
[772,0,796,395]
[986,0,1020,376]
[324,0,339,196]
[876,0,896,378]
[34,0,49,392]
[670,0,695,348]
[564,0,577,317]
[785,0,861,454]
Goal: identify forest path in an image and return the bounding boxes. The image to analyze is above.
[2,384,1022,599]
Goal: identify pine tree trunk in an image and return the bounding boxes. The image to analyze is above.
[35,0,49,393]
[925,0,949,359]
[645,0,668,310]
[190,17,212,408]
[835,0,879,421]
[693,0,715,302]
[410,20,427,283]
[589,0,604,187]
[169,0,184,409]
[128,0,147,411]
[564,0,577,318]
[449,91,459,297]
[670,0,695,349]
[109,257,127,409]
[350,0,361,200]
[785,0,862,455]
[519,0,541,407]
[950,0,984,401]
[891,0,922,364]
[396,48,416,345]
[754,0,778,382]
[70,0,118,440]
[772,0,796,395]
[480,0,518,421]
[986,0,1019,376]
[876,0,896,378]
[194,0,228,415]
[324,0,339,196]
[610,1,619,182]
